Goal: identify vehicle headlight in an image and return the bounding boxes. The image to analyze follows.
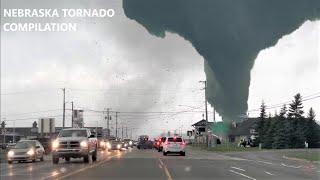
[124,143,128,147]
[100,141,105,147]
[80,141,88,148]
[7,150,14,157]
[129,141,133,145]
[117,144,121,149]
[106,142,111,149]
[52,140,59,149]
[27,149,35,156]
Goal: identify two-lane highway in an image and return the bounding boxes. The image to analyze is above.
[1,147,319,180]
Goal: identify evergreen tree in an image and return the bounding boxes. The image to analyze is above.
[0,121,5,129]
[288,93,304,119]
[305,108,320,148]
[254,101,267,146]
[308,108,316,120]
[264,114,276,148]
[260,101,267,119]
[279,104,287,118]
[272,105,290,149]
[288,93,305,148]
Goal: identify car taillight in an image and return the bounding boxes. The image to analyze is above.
[166,142,170,145]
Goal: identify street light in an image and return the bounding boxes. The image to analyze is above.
[13,120,15,143]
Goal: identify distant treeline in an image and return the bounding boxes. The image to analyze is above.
[254,93,320,149]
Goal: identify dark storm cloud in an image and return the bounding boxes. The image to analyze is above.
[122,0,320,121]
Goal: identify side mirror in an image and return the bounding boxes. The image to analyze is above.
[36,145,41,148]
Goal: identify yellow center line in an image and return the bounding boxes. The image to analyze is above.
[158,158,173,180]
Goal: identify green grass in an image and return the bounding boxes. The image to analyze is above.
[286,151,320,162]
[190,143,260,152]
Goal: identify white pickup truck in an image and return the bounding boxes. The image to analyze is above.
[51,128,98,164]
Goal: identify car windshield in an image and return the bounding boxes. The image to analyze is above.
[168,138,183,142]
[14,142,33,149]
[58,130,87,137]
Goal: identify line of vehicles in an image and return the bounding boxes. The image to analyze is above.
[6,128,136,164]
[6,128,187,164]
[136,135,187,156]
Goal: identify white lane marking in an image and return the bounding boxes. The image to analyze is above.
[256,160,273,165]
[281,163,302,169]
[229,169,256,180]
[264,171,274,175]
[230,166,245,171]
[159,164,163,169]
[234,158,273,165]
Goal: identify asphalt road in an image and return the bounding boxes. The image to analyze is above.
[0,147,319,180]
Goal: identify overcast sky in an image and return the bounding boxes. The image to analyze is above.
[1,0,319,138]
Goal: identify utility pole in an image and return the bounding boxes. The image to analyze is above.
[106,108,110,137]
[122,125,123,139]
[71,101,74,127]
[199,81,208,122]
[1,119,6,145]
[204,81,208,123]
[95,121,98,137]
[62,88,66,129]
[126,126,127,138]
[130,129,132,139]
[13,120,15,143]
[199,80,208,146]
[115,112,118,139]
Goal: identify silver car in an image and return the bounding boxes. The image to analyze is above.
[7,140,45,164]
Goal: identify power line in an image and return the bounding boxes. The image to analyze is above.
[2,109,64,117]
[0,89,59,95]
[247,94,320,112]
[69,87,201,92]
[4,114,71,122]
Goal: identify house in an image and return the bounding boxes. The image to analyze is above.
[228,118,260,144]
[192,119,215,145]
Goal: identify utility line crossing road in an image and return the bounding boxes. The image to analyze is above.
[0,147,319,180]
